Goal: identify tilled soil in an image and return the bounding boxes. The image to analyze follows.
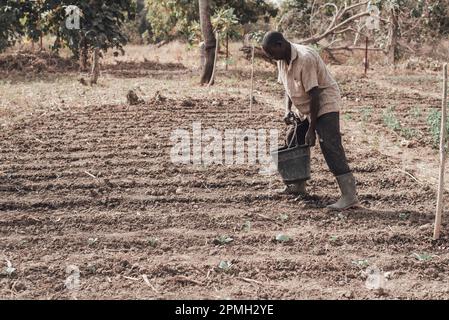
[1,66,449,299]
[0,51,79,74]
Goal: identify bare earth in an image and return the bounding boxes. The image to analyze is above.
[1,48,449,299]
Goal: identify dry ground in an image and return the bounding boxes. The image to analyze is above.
[1,43,449,299]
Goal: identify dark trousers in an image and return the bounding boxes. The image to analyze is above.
[289,112,351,176]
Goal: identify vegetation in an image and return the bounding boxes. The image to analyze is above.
[427,108,449,147]
[145,0,277,43]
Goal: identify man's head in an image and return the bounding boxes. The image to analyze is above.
[262,31,290,61]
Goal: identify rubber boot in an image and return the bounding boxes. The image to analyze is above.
[327,172,359,210]
[277,180,307,196]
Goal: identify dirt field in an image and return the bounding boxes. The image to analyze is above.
[1,45,449,299]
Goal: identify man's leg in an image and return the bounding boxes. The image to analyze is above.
[315,112,359,210]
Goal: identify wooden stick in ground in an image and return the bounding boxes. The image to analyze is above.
[225,32,229,71]
[434,63,448,240]
[249,44,255,116]
[208,32,219,87]
[90,47,100,85]
[364,36,368,75]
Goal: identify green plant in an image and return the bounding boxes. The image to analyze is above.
[213,235,234,245]
[242,221,251,232]
[411,106,422,118]
[412,252,434,261]
[0,1,25,52]
[147,237,158,248]
[3,260,16,277]
[352,259,369,268]
[400,127,417,140]
[361,106,373,122]
[399,212,410,220]
[218,260,232,271]
[427,108,449,147]
[88,237,98,245]
[275,234,292,243]
[146,0,277,43]
[211,7,239,36]
[382,107,401,131]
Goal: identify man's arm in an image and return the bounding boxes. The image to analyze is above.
[283,93,293,124]
[285,93,292,113]
[305,86,320,147]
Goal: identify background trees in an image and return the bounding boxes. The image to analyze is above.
[146,0,277,44]
[0,1,26,52]
[0,0,134,57]
[1,0,449,72]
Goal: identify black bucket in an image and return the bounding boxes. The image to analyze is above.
[271,144,311,183]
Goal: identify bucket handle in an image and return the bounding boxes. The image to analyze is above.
[287,118,298,149]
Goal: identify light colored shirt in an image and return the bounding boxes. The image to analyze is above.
[278,43,341,118]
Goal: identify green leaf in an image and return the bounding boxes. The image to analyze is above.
[88,237,98,245]
[242,221,251,232]
[213,235,234,245]
[147,237,158,248]
[5,260,15,276]
[399,212,409,220]
[218,260,232,271]
[352,259,369,267]
[412,252,433,261]
[275,234,291,242]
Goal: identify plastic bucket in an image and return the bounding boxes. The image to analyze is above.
[271,144,311,183]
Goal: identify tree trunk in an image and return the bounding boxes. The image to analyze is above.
[208,32,219,87]
[79,34,89,72]
[199,0,216,85]
[387,7,399,65]
[199,42,206,70]
[90,48,100,85]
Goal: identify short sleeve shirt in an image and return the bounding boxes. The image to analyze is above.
[278,43,341,118]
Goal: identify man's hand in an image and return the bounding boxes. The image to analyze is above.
[283,112,294,125]
[305,87,320,147]
[305,128,316,147]
[284,94,293,125]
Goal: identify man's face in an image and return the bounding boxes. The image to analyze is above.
[262,42,285,61]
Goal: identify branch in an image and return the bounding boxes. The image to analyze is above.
[301,10,370,45]
[333,27,354,35]
[327,46,384,51]
[322,3,339,33]
[343,0,371,15]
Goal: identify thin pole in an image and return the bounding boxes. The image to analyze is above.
[364,36,369,75]
[226,32,229,71]
[249,44,255,116]
[434,63,448,240]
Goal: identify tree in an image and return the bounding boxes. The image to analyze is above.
[146,0,277,43]
[0,0,24,52]
[243,1,373,64]
[211,7,239,70]
[199,0,216,85]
